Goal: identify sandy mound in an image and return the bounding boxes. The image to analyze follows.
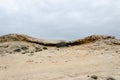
[0,34,64,45]
[68,35,115,45]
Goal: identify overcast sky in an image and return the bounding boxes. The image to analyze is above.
[0,0,120,40]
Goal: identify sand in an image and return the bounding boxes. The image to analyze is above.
[0,43,120,80]
[0,34,120,80]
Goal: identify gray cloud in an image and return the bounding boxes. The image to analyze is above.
[0,0,120,40]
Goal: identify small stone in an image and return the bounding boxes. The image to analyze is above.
[91,75,98,80]
[21,46,28,50]
[35,47,42,52]
[14,49,21,52]
[43,47,48,50]
[106,77,116,80]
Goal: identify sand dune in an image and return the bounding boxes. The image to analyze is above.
[0,34,120,80]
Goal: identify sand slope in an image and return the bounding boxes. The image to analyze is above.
[0,34,120,80]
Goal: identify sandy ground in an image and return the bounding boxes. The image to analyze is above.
[0,43,120,80]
